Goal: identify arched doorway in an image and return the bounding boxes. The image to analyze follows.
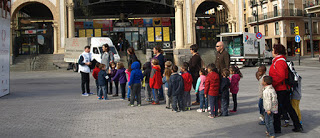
[11,2,55,56]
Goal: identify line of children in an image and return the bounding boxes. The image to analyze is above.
[163,61,173,109]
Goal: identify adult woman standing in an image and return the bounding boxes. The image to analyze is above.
[189,44,202,105]
[269,44,303,133]
[127,47,139,68]
[152,46,165,100]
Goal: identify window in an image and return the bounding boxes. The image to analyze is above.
[313,22,318,34]
[290,22,295,34]
[275,22,279,35]
[263,6,267,19]
[93,47,99,54]
[289,3,294,16]
[265,24,268,36]
[244,14,247,23]
[274,5,278,17]
[254,26,258,33]
[305,22,309,34]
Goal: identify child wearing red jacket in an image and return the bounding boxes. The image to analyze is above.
[92,63,100,97]
[181,63,193,111]
[150,59,163,105]
[205,63,220,118]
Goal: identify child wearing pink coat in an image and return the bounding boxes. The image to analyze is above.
[229,65,242,113]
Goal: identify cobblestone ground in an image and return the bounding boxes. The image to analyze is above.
[1,65,320,137]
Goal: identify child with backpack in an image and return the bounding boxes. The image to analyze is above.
[168,65,184,112]
[143,62,152,102]
[229,65,242,113]
[128,61,144,106]
[150,59,163,105]
[181,63,193,111]
[163,61,173,109]
[112,62,127,100]
[196,68,207,113]
[205,63,220,118]
[256,65,267,125]
[220,68,231,116]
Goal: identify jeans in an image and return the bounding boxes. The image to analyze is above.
[98,85,107,99]
[221,95,229,116]
[199,90,208,109]
[172,95,183,111]
[145,83,152,100]
[274,90,302,132]
[130,83,141,105]
[159,86,164,100]
[209,96,218,116]
[265,112,275,136]
[80,72,90,94]
[113,81,119,95]
[193,78,199,103]
[183,91,191,108]
[232,94,238,111]
[95,80,99,95]
[120,83,126,99]
[259,98,265,115]
[152,89,160,103]
[127,85,131,99]
[164,87,171,108]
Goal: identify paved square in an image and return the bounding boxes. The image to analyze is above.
[1,65,320,137]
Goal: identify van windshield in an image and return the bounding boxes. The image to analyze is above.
[99,47,118,55]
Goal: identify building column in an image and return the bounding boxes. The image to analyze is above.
[67,0,75,38]
[175,0,184,49]
[228,22,232,32]
[52,22,58,54]
[232,22,236,32]
[10,22,16,65]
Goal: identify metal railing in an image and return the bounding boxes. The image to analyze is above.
[248,9,304,23]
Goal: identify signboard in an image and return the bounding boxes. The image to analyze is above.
[153,18,162,26]
[79,29,86,37]
[147,27,154,42]
[155,27,162,42]
[295,35,301,43]
[0,7,10,97]
[256,32,262,39]
[161,18,171,26]
[243,32,265,56]
[144,18,153,27]
[86,29,93,37]
[94,29,102,37]
[163,27,170,41]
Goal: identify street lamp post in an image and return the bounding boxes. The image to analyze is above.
[251,0,264,66]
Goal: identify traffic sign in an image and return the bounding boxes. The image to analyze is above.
[256,32,263,39]
[295,35,301,43]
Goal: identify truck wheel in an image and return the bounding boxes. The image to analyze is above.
[73,63,78,72]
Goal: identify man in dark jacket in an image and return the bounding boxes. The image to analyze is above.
[168,65,184,112]
[215,41,230,74]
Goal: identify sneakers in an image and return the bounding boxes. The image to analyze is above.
[229,110,237,113]
[208,115,215,118]
[82,93,89,96]
[204,109,208,112]
[282,120,290,127]
[88,92,94,95]
[197,109,203,112]
[98,97,102,100]
[192,101,200,105]
[128,104,134,107]
[292,127,303,132]
[166,106,171,109]
[152,102,160,105]
[137,104,141,107]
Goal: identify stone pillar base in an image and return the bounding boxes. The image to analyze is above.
[173,49,192,67]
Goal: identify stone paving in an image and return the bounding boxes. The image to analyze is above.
[1,63,320,137]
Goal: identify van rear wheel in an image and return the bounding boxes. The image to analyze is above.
[73,63,78,72]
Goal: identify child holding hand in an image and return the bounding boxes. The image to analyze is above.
[205,63,220,118]
[195,68,207,113]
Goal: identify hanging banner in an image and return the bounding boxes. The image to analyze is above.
[84,21,93,29]
[155,27,162,42]
[86,29,93,37]
[75,22,84,29]
[163,27,170,41]
[147,27,154,42]
[79,29,86,37]
[94,29,102,37]
[162,18,171,26]
[144,18,153,27]
[0,8,10,97]
[153,18,162,26]
[133,19,144,27]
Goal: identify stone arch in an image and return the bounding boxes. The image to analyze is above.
[11,0,58,22]
[193,0,235,17]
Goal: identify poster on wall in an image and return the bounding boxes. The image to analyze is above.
[147,27,154,42]
[94,29,102,37]
[163,27,170,42]
[162,18,171,26]
[79,29,86,37]
[155,27,162,42]
[0,8,10,97]
[153,18,162,26]
[86,29,93,37]
[144,19,153,27]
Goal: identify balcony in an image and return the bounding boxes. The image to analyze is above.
[248,9,303,25]
[305,0,320,14]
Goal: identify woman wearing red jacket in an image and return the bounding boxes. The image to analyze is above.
[269,44,303,133]
[204,63,220,118]
[149,59,163,104]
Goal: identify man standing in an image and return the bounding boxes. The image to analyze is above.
[189,44,202,105]
[78,46,93,96]
[215,41,230,73]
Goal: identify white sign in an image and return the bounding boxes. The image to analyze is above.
[0,9,10,97]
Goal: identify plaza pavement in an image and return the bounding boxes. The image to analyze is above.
[1,60,320,137]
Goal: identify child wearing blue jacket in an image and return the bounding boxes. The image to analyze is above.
[128,61,144,106]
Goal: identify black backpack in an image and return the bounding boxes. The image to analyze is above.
[274,58,300,91]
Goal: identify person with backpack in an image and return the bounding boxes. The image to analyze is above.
[269,44,303,133]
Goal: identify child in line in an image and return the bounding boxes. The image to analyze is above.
[163,61,173,109]
[220,68,231,116]
[112,62,127,100]
[125,66,132,101]
[205,63,220,118]
[256,65,267,125]
[92,63,100,97]
[109,62,119,97]
[98,64,109,100]
[262,76,278,138]
[196,68,207,113]
[128,61,144,106]
[150,59,163,105]
[168,65,184,112]
[229,65,243,113]
[143,62,152,102]
[181,63,193,111]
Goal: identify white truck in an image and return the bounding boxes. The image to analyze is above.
[64,37,120,72]
[217,32,272,66]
